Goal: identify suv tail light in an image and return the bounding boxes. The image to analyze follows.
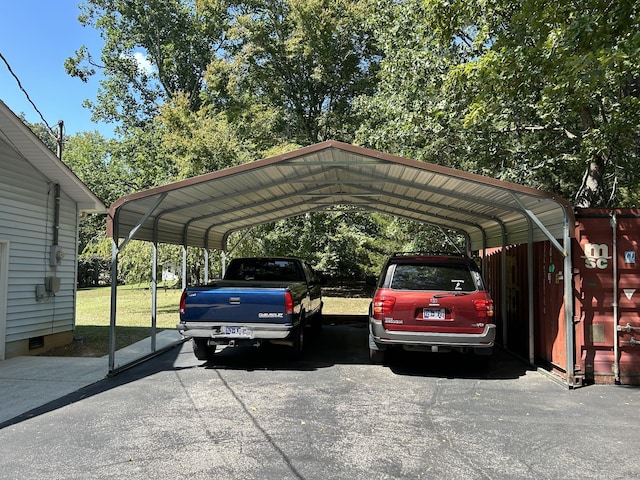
[372,293,396,320]
[284,291,294,315]
[473,298,494,318]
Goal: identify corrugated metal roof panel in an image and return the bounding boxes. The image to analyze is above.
[108,141,574,252]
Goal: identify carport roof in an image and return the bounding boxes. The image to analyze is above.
[107,141,574,252]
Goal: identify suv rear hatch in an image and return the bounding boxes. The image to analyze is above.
[372,259,494,334]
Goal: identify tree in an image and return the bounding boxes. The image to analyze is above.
[216,0,380,144]
[66,0,231,131]
[63,131,126,254]
[156,93,266,179]
[461,0,640,206]
[356,0,640,207]
[228,208,464,278]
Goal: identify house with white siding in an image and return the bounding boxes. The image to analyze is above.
[0,100,105,360]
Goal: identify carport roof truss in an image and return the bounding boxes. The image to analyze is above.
[107,141,575,252]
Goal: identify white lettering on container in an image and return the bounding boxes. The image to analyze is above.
[582,243,611,269]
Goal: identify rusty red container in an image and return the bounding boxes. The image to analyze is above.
[574,208,640,384]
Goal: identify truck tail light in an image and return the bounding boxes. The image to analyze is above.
[474,298,494,318]
[372,293,395,320]
[284,291,294,315]
[179,290,187,314]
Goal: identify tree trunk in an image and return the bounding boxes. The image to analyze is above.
[574,107,604,208]
[574,158,604,208]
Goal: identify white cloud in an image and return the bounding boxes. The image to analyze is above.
[133,52,153,75]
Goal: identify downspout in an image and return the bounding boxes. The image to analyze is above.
[53,183,61,246]
[611,211,620,383]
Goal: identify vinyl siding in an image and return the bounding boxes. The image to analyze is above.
[0,140,78,343]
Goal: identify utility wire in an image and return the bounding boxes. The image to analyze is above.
[0,51,58,141]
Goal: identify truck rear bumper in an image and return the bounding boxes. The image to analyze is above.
[177,322,292,340]
[369,318,496,349]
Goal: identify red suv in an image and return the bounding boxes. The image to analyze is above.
[368,253,496,364]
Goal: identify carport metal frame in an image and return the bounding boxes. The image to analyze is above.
[106,141,577,385]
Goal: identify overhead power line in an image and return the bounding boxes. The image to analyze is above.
[0,51,58,141]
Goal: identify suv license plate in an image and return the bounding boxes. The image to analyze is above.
[423,308,446,320]
[224,326,253,338]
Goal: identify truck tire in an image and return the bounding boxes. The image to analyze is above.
[310,309,323,333]
[193,338,215,361]
[291,319,305,359]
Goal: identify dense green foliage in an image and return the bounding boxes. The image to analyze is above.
[54,0,639,283]
[357,0,640,207]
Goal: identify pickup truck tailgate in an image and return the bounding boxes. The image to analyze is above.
[181,285,292,324]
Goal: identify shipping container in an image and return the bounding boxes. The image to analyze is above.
[574,209,640,385]
[485,208,640,385]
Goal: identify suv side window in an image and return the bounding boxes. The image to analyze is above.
[386,262,477,292]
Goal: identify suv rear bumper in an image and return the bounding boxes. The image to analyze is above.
[369,318,496,349]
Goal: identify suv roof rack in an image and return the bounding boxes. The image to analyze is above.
[391,251,468,258]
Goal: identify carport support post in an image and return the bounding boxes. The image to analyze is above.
[563,218,575,386]
[109,237,119,373]
[150,241,158,352]
[182,245,187,290]
[510,192,576,386]
[222,251,227,277]
[501,232,508,350]
[527,224,535,365]
[203,248,209,283]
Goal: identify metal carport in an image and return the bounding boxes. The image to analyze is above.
[107,140,577,384]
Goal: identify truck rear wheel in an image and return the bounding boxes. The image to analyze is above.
[291,321,304,359]
[310,309,323,333]
[193,338,215,361]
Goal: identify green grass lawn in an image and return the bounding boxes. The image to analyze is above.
[45,285,370,357]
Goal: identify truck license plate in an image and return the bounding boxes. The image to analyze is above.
[423,308,446,320]
[224,326,253,338]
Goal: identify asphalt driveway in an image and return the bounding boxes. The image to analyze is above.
[0,323,638,479]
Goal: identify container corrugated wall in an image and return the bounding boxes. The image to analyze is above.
[486,208,640,385]
[574,209,640,385]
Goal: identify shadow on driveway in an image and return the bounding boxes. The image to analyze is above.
[1,321,531,429]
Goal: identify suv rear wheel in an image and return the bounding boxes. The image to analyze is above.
[369,347,385,364]
[368,333,386,364]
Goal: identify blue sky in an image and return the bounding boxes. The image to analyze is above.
[0,2,114,137]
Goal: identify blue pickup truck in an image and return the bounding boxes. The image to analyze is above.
[178,257,323,360]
